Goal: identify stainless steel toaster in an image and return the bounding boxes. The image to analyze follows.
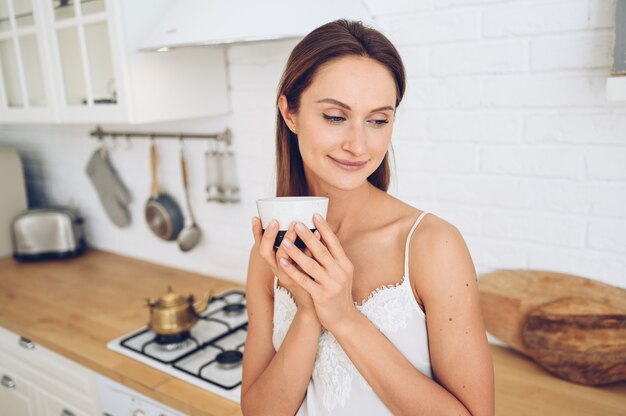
[11,207,86,262]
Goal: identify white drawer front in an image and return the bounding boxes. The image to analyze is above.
[0,365,39,416]
[0,326,98,399]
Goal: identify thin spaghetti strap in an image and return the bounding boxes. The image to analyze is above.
[404,211,429,278]
[274,275,278,289]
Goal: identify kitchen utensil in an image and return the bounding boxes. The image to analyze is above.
[177,147,201,252]
[0,146,27,257]
[12,207,86,261]
[218,145,240,203]
[145,286,213,335]
[522,297,626,385]
[145,142,184,241]
[205,141,221,202]
[85,144,131,227]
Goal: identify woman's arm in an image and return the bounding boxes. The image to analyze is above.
[281,215,494,415]
[331,310,473,415]
[241,245,322,415]
[414,218,494,416]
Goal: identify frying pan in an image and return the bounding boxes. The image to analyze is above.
[145,142,184,241]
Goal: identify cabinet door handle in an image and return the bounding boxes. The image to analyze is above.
[18,337,35,350]
[61,409,76,416]
[1,374,16,389]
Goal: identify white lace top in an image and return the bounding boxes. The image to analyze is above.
[272,211,432,415]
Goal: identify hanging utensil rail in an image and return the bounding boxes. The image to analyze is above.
[89,125,232,145]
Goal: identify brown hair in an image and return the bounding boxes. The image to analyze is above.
[275,19,406,196]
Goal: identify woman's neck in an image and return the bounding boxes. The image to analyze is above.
[309,181,377,237]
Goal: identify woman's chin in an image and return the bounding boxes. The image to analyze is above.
[324,176,372,192]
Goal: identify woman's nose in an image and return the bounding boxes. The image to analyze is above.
[342,123,367,155]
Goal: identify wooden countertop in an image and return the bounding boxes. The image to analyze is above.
[0,250,624,416]
[0,249,244,416]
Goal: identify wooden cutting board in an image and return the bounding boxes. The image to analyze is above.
[522,297,626,385]
[478,270,626,385]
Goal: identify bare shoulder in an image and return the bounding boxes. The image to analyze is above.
[408,213,477,305]
[375,191,464,257]
[407,213,494,416]
[374,190,424,229]
[413,213,466,253]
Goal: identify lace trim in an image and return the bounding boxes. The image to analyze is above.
[354,276,407,308]
[313,331,372,410]
[356,278,417,334]
[275,282,296,304]
[272,285,298,351]
[273,277,420,412]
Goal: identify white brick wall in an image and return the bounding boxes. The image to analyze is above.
[482,1,589,37]
[530,32,613,70]
[586,148,626,179]
[431,40,528,75]
[480,145,584,179]
[1,0,625,291]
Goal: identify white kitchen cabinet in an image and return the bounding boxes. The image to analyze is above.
[0,0,56,122]
[0,326,102,415]
[0,370,39,416]
[0,0,230,124]
[39,391,95,416]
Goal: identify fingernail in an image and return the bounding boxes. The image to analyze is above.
[279,257,291,267]
[282,239,293,249]
[270,220,278,230]
[314,213,323,223]
[288,222,295,232]
[295,222,306,232]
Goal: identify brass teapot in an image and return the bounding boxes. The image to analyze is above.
[146,286,213,335]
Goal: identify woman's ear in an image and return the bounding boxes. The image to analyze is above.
[278,94,298,134]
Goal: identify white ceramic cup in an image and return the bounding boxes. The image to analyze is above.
[256,196,329,248]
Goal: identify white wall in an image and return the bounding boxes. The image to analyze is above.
[1,0,625,289]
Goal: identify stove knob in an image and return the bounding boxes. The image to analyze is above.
[132,410,146,416]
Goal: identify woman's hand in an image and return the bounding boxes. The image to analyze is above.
[252,217,318,317]
[277,213,358,332]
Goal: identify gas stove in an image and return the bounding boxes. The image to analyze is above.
[107,290,247,403]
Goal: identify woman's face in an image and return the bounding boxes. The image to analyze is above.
[280,55,397,193]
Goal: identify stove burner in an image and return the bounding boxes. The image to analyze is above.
[154,331,192,351]
[115,289,247,393]
[222,303,246,317]
[215,350,243,369]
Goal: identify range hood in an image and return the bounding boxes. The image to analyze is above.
[140,0,374,51]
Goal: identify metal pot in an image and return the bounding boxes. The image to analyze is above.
[145,286,213,335]
[145,142,184,241]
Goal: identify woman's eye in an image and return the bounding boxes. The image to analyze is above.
[322,114,389,127]
[322,114,345,123]
[370,119,389,127]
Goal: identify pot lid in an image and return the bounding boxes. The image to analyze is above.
[157,286,190,308]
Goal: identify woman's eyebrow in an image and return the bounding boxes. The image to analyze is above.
[315,98,394,113]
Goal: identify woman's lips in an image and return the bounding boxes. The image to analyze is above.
[328,156,368,171]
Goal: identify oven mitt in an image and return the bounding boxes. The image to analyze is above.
[86,148,132,227]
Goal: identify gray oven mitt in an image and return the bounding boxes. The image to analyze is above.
[86,148,132,227]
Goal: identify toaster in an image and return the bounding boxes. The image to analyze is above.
[11,207,86,262]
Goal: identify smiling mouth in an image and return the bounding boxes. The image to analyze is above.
[328,156,368,171]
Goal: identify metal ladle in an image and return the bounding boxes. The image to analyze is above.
[177,146,201,252]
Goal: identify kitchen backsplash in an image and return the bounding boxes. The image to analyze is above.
[1,0,625,288]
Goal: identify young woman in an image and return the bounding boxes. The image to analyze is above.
[241,19,494,416]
